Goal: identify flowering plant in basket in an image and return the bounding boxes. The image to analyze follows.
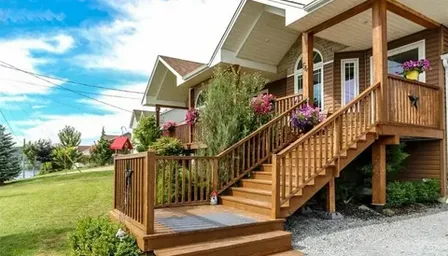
[290,104,325,133]
[400,59,431,80]
[251,93,275,115]
[185,108,200,126]
[162,121,176,136]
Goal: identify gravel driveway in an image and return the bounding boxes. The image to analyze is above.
[287,204,448,256]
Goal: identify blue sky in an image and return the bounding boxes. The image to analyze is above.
[0,0,238,145]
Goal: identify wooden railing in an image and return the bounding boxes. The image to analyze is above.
[155,156,214,207]
[274,94,303,116]
[113,152,215,235]
[271,83,381,218]
[113,152,154,234]
[387,75,440,128]
[173,123,190,144]
[215,99,308,193]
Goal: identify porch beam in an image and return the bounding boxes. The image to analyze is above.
[302,32,314,105]
[372,0,388,123]
[155,105,161,127]
[372,141,386,206]
[386,0,440,29]
[326,178,336,213]
[305,0,373,34]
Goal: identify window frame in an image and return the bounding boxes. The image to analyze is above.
[294,49,325,109]
[369,40,426,84]
[341,58,360,106]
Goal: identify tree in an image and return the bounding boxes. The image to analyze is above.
[23,141,37,170]
[0,125,21,184]
[58,126,81,147]
[35,139,54,163]
[52,145,78,170]
[133,115,161,152]
[90,128,113,166]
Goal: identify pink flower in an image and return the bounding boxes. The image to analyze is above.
[251,93,275,116]
[185,109,200,126]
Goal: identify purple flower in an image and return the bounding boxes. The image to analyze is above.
[290,104,325,132]
[401,59,431,74]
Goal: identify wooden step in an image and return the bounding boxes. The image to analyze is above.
[241,179,272,190]
[221,196,271,216]
[268,250,304,256]
[229,187,272,202]
[154,230,292,256]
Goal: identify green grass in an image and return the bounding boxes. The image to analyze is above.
[0,171,114,256]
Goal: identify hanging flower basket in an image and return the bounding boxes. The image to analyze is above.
[290,104,325,133]
[185,108,200,126]
[162,121,176,136]
[401,59,431,81]
[251,93,275,116]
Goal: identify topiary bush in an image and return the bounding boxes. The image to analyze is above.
[149,136,185,156]
[387,179,440,207]
[68,217,141,256]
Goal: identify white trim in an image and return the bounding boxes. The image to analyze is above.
[195,90,205,108]
[287,60,333,78]
[341,58,359,105]
[294,49,325,109]
[370,40,426,84]
[220,49,278,73]
[236,10,264,56]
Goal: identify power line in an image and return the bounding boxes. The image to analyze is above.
[0,107,20,142]
[0,61,132,113]
[0,61,144,95]
[0,78,141,100]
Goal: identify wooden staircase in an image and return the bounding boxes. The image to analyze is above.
[221,131,377,218]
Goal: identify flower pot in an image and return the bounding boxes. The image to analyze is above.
[405,70,419,80]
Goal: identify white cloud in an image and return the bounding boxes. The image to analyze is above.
[76,0,239,74]
[0,34,74,95]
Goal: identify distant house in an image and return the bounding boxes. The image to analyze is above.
[129,108,187,129]
[129,109,155,129]
[76,145,92,157]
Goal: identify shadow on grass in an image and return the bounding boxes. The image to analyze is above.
[0,193,29,199]
[0,227,73,256]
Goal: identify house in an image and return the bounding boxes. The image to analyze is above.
[112,0,448,254]
[76,145,92,157]
[129,108,187,130]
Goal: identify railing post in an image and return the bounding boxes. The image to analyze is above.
[271,155,280,219]
[113,157,118,210]
[333,117,342,154]
[143,151,155,235]
[212,158,219,192]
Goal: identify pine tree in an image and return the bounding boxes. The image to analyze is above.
[90,128,113,166]
[0,125,21,184]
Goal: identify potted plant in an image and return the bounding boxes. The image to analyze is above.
[162,121,177,137]
[251,93,276,126]
[290,104,324,133]
[185,108,200,126]
[401,59,431,81]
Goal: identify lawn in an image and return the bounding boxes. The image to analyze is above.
[0,171,114,256]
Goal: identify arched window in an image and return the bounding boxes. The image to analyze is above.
[195,90,205,108]
[294,50,324,108]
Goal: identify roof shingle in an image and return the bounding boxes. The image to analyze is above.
[160,56,204,77]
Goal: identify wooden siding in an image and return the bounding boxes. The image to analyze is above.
[264,78,287,97]
[442,25,448,54]
[286,76,294,96]
[397,140,441,181]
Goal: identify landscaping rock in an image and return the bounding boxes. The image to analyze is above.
[438,197,448,204]
[320,212,344,220]
[358,205,371,211]
[382,208,395,217]
[301,207,313,215]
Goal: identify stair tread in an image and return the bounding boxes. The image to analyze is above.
[155,230,291,256]
[230,187,271,195]
[220,195,271,208]
[242,179,271,184]
[268,250,304,256]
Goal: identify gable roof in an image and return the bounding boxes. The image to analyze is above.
[110,136,133,150]
[159,56,205,77]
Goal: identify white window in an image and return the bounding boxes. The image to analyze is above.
[195,90,205,108]
[341,59,359,105]
[295,50,324,109]
[370,40,426,84]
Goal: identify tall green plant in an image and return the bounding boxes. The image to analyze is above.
[0,125,21,184]
[133,115,161,152]
[58,125,81,147]
[90,128,114,166]
[199,66,268,155]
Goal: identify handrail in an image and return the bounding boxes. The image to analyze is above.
[272,82,381,217]
[215,98,308,193]
[276,93,302,102]
[388,74,440,90]
[274,94,303,116]
[277,83,381,158]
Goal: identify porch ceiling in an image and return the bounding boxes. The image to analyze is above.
[287,0,445,51]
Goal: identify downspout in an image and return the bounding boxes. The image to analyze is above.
[441,54,448,202]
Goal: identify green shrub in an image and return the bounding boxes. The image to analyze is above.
[387,179,440,207]
[68,217,140,256]
[149,136,184,156]
[39,162,63,175]
[133,115,161,152]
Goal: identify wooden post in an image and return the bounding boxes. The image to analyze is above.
[212,158,219,192]
[372,141,386,206]
[271,155,280,219]
[326,178,336,213]
[372,0,388,123]
[302,32,314,106]
[143,151,155,235]
[188,88,194,144]
[155,105,161,127]
[440,139,447,197]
